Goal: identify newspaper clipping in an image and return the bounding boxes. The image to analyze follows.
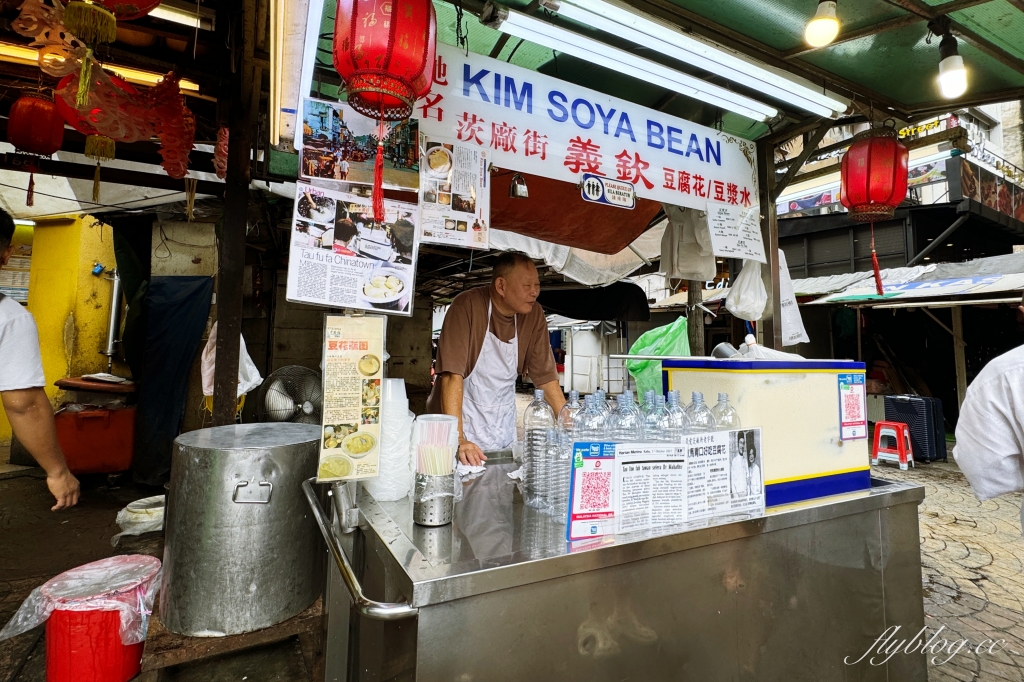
[287,183,418,315]
[318,315,385,482]
[419,135,490,249]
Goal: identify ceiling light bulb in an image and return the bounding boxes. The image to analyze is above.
[805,1,839,47]
[938,34,967,99]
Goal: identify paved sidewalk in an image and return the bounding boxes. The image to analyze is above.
[881,459,1024,681]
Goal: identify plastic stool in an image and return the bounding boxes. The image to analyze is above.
[872,421,914,470]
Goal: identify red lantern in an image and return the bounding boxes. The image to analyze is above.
[63,0,163,46]
[840,126,909,294]
[7,93,66,206]
[333,0,437,121]
[8,93,65,157]
[840,127,909,222]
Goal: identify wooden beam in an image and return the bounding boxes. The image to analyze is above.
[771,119,831,202]
[0,152,224,196]
[883,0,995,19]
[783,14,920,59]
[951,20,1024,75]
[951,306,967,409]
[755,138,782,349]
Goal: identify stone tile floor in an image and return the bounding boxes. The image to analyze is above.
[881,457,1024,681]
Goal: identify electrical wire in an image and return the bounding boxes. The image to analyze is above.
[0,180,187,216]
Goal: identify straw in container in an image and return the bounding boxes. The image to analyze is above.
[412,414,458,476]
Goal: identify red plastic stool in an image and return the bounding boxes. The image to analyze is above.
[872,421,914,471]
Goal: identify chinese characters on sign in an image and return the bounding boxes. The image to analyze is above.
[414,44,758,212]
[705,201,767,263]
[580,173,636,210]
[838,374,868,441]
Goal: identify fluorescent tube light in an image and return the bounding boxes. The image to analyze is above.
[13,219,35,226]
[148,1,215,31]
[269,0,283,144]
[482,4,777,121]
[541,0,847,117]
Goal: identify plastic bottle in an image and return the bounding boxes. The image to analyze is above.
[643,394,671,442]
[641,390,656,417]
[549,428,572,517]
[666,391,691,441]
[609,393,644,441]
[595,389,609,417]
[523,390,556,509]
[711,392,741,431]
[558,390,582,448]
[576,394,607,441]
[686,391,716,433]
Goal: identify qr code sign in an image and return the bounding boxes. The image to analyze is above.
[579,471,612,511]
[844,392,863,421]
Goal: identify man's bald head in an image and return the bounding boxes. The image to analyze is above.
[490,251,539,316]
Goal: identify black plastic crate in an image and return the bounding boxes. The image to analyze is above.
[884,395,946,462]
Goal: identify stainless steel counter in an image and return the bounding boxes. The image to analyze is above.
[315,453,928,681]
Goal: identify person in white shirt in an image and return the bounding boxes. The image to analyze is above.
[0,213,79,510]
[731,432,749,497]
[953,295,1024,531]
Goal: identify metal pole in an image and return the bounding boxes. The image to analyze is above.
[856,308,863,362]
[755,139,783,349]
[907,214,969,266]
[101,269,123,374]
[951,306,968,408]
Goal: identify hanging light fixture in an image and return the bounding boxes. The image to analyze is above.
[930,18,967,99]
[804,1,839,48]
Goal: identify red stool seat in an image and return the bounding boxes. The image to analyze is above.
[872,421,914,471]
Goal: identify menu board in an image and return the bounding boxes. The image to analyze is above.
[299,97,419,191]
[286,183,419,316]
[705,202,767,263]
[318,315,385,482]
[566,429,764,542]
[418,134,490,249]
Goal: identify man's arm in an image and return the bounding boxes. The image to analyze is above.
[2,388,79,510]
[538,380,566,416]
[440,373,486,466]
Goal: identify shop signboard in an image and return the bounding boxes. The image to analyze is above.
[318,314,385,482]
[579,173,636,209]
[415,43,758,213]
[947,155,1024,223]
[286,184,419,315]
[299,98,419,192]
[566,429,764,542]
[418,134,491,249]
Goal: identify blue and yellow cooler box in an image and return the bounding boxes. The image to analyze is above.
[662,358,870,507]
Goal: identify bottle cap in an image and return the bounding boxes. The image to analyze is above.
[534,389,545,400]
[692,391,703,402]
[570,390,579,400]
[655,395,666,406]
[718,392,728,402]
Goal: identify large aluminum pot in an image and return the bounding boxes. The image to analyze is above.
[161,423,323,636]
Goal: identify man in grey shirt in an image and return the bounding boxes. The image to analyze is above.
[0,211,79,509]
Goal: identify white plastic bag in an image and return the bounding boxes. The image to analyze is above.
[111,496,165,547]
[725,260,767,321]
[739,334,804,360]
[201,322,263,398]
[777,249,810,346]
[0,555,161,645]
[361,408,415,502]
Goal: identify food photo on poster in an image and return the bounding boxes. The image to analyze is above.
[287,183,419,315]
[300,97,419,191]
[418,134,490,249]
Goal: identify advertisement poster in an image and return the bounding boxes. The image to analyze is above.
[613,443,687,535]
[287,183,419,315]
[705,201,767,263]
[838,374,868,440]
[415,43,758,213]
[418,134,490,249]
[567,443,617,542]
[300,97,419,191]
[318,315,385,482]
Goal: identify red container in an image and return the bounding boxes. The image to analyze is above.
[46,609,143,682]
[54,407,136,474]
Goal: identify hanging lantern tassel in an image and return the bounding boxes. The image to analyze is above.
[76,50,93,107]
[26,170,35,207]
[185,177,197,222]
[63,1,117,46]
[84,135,116,204]
[870,221,884,296]
[371,117,390,225]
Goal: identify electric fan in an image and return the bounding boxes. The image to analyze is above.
[255,365,323,424]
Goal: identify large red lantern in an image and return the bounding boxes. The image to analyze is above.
[7,93,66,206]
[333,0,437,121]
[840,126,909,294]
[8,93,65,157]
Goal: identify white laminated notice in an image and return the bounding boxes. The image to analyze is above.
[705,201,767,263]
[613,444,688,535]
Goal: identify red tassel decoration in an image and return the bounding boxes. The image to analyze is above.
[373,138,385,224]
[26,171,34,207]
[870,221,884,296]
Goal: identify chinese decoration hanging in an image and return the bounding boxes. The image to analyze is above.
[333,0,436,222]
[840,125,909,295]
[7,93,66,206]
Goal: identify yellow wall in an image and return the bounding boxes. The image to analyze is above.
[0,216,123,445]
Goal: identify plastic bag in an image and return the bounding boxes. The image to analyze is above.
[111,496,165,547]
[739,334,804,360]
[0,555,161,645]
[725,260,767,321]
[625,316,691,399]
[201,322,263,398]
